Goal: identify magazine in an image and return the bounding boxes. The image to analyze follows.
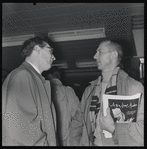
[102,93,141,138]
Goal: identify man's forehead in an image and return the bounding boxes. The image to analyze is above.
[100,41,110,47]
[97,42,109,51]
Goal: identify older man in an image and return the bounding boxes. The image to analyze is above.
[2,37,57,146]
[69,40,144,146]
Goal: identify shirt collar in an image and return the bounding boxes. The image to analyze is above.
[25,60,41,74]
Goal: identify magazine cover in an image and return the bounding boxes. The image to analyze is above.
[102,93,141,138]
[103,93,141,123]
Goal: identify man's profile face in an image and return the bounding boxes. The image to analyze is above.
[39,42,56,71]
[93,42,113,72]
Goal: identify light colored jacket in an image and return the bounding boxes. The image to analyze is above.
[69,70,144,146]
[2,62,57,146]
[50,78,79,145]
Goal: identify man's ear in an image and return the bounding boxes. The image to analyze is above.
[34,45,40,53]
[111,51,118,60]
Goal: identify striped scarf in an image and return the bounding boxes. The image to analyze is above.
[89,66,120,132]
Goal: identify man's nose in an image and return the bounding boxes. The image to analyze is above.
[93,52,99,59]
[52,55,56,61]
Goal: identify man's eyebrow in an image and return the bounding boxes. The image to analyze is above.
[96,49,101,52]
[48,47,54,52]
[46,46,52,49]
[46,47,53,50]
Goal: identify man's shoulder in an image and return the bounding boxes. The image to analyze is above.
[122,73,144,95]
[81,79,98,100]
[65,86,76,94]
[85,79,98,90]
[128,76,143,90]
[12,67,34,78]
[119,70,142,86]
[2,67,33,93]
[6,67,25,80]
[6,66,38,86]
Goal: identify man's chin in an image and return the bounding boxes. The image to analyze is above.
[97,66,101,70]
[45,65,51,71]
[48,66,52,70]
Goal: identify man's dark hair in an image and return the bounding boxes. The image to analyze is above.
[21,37,49,58]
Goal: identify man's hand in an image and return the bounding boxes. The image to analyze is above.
[99,107,115,133]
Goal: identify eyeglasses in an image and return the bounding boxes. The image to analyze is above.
[43,46,54,55]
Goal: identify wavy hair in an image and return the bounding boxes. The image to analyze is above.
[21,37,48,58]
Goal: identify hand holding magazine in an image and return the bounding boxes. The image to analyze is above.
[102,93,141,138]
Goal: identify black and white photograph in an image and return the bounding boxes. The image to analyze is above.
[2,3,144,146]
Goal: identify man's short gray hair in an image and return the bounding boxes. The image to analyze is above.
[100,40,123,62]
